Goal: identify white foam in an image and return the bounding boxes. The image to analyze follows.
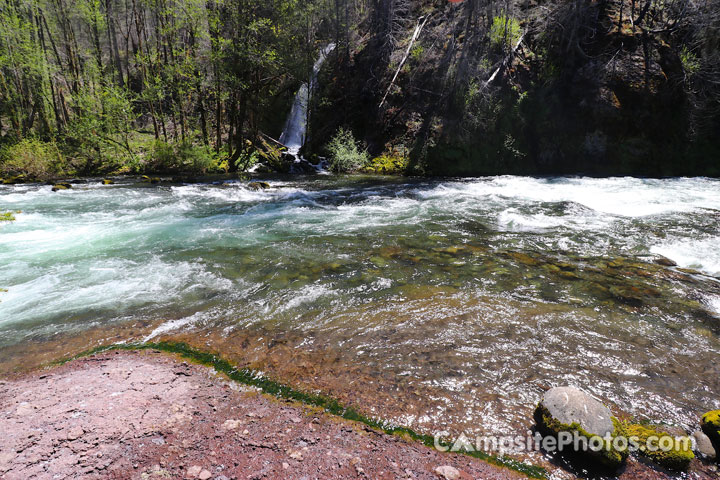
[415,177,720,217]
[651,238,720,277]
[707,296,720,317]
[144,311,207,341]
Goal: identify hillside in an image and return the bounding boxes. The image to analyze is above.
[308,0,720,176]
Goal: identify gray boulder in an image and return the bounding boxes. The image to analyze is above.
[534,386,626,470]
[537,386,614,437]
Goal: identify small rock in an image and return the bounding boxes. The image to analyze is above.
[434,465,460,480]
[222,419,242,430]
[67,427,84,440]
[198,470,212,480]
[187,465,202,477]
[288,449,303,461]
[282,462,289,469]
[692,430,716,460]
[290,416,302,424]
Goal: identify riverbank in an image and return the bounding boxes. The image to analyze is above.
[0,349,529,480]
[2,348,719,480]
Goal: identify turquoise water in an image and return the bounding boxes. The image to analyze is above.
[1,175,720,447]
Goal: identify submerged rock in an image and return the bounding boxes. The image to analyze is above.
[534,386,626,470]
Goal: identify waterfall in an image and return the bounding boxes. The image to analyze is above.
[280,43,336,156]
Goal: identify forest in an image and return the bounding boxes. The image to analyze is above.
[1,0,719,179]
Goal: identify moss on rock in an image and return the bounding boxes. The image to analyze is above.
[701,410,720,445]
[51,183,72,191]
[534,404,627,471]
[617,422,694,471]
[248,181,270,190]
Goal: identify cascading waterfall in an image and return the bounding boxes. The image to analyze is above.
[280,43,336,158]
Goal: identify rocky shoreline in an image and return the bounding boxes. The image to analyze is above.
[1,348,718,480]
[0,350,528,480]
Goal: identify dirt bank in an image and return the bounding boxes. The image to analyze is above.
[0,350,526,480]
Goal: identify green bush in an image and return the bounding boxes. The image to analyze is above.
[0,139,66,180]
[326,128,369,173]
[362,154,409,175]
[490,14,521,50]
[149,138,220,173]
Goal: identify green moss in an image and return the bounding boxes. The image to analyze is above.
[54,341,547,479]
[0,212,16,222]
[534,404,627,470]
[702,411,720,429]
[617,422,694,471]
[701,410,720,445]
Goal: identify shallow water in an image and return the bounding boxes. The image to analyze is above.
[1,175,719,455]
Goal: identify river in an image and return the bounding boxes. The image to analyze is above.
[1,175,719,460]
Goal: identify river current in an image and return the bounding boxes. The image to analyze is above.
[1,175,719,459]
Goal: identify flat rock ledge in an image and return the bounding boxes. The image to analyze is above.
[0,350,525,480]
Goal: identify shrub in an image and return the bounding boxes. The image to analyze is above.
[363,154,409,175]
[149,138,220,173]
[326,128,369,173]
[0,139,66,180]
[490,14,521,50]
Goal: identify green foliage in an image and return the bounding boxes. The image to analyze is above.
[326,128,369,173]
[680,46,701,77]
[149,138,220,173]
[0,139,66,180]
[65,85,139,172]
[490,15,521,50]
[410,44,424,62]
[362,154,408,175]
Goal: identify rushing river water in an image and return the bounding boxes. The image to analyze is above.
[1,175,720,459]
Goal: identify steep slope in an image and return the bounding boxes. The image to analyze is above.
[310,0,720,176]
